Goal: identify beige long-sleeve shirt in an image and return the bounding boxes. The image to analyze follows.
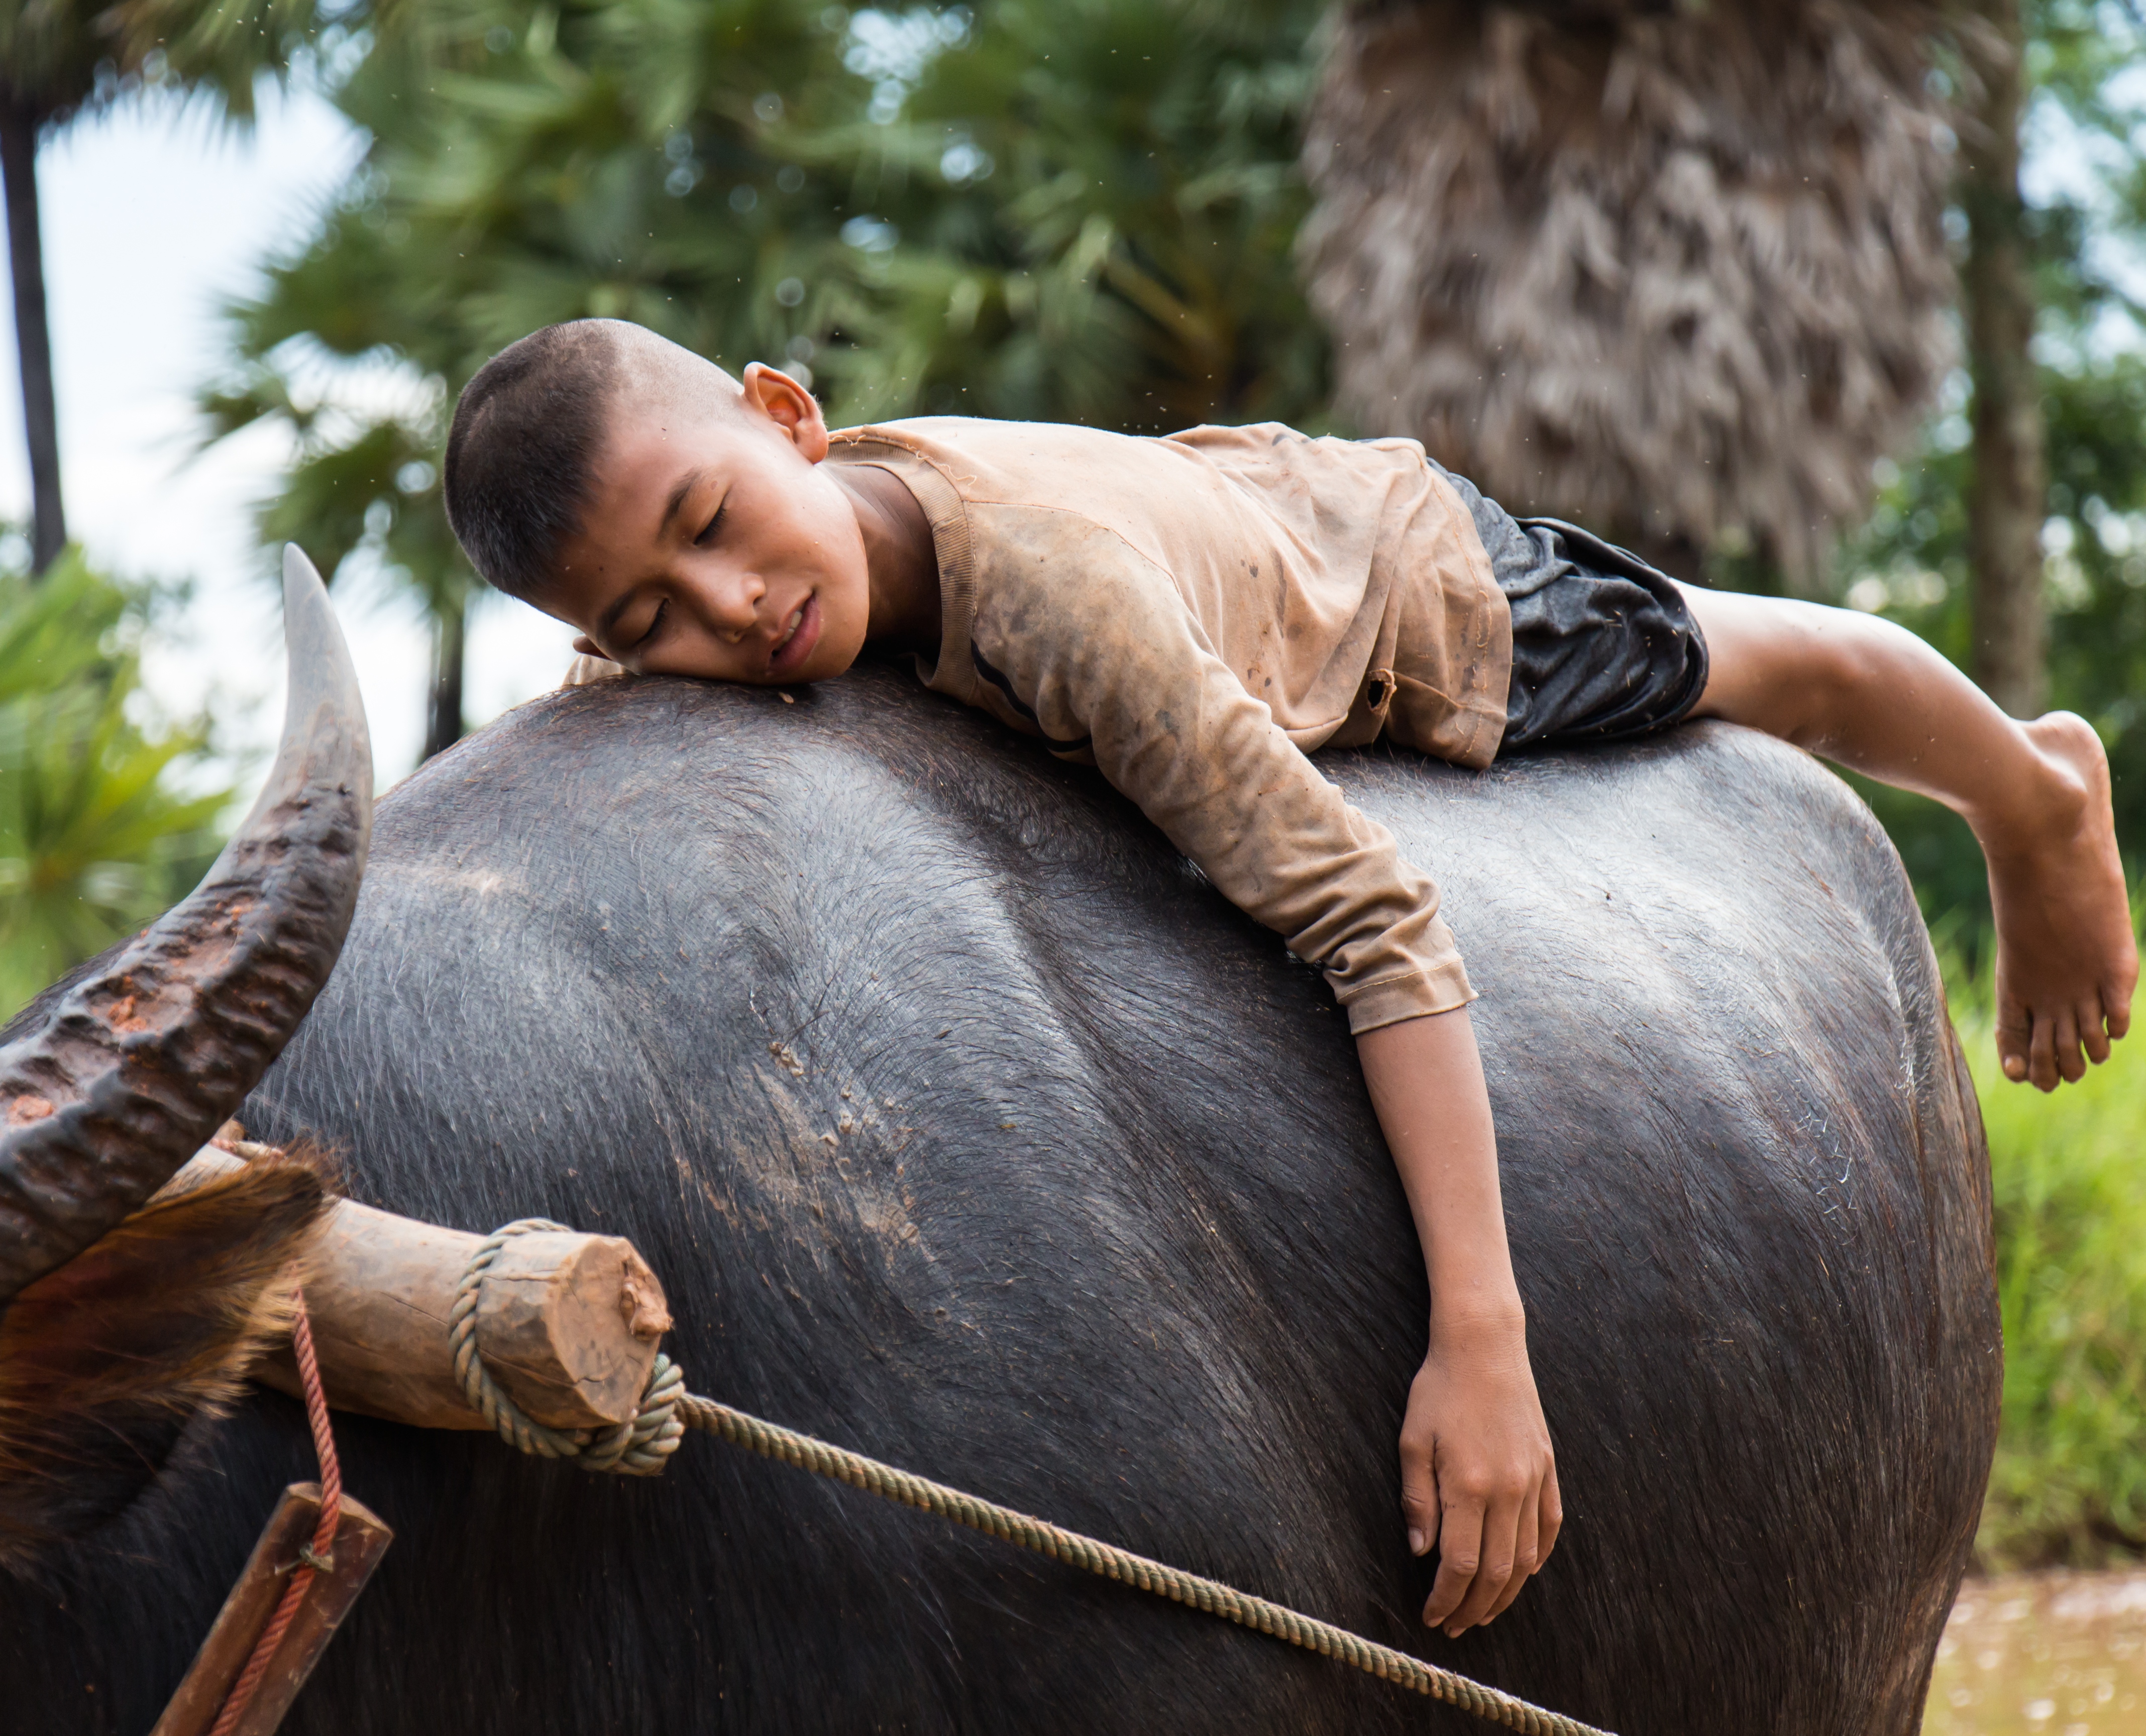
[569,417,1513,1030]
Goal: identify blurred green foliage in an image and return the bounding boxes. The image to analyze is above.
[820,0,1330,427]
[1943,933,2146,1568]
[226,0,1332,422]
[0,543,233,1025]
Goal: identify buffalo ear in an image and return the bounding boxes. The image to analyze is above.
[0,1148,332,1569]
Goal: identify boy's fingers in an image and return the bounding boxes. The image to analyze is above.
[1443,1495,1521,1633]
[1484,1494,1540,1622]
[1398,1434,1439,1558]
[1421,1500,1483,1631]
[2107,989,2132,1041]
[1485,1575,1529,1624]
[1537,1462,1564,1566]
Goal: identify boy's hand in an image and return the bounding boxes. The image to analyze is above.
[1401,1311,1560,1636]
[1356,1007,1558,1634]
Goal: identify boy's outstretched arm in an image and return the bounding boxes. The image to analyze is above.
[1356,1007,1560,1636]
[1678,584,2137,1092]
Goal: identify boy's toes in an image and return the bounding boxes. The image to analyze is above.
[1997,1007,2032,1083]
[2081,1001,2113,1066]
[2030,1015,2059,1093]
[2054,1008,2086,1083]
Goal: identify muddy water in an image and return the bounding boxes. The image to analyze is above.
[1924,1572,2146,1734]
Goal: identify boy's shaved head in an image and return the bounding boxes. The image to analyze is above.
[443,317,923,698]
[444,319,744,600]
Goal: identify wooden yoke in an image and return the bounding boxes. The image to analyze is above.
[158,1148,673,1433]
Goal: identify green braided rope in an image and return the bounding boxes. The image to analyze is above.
[582,1355,687,1475]
[450,1219,685,1476]
[453,1222,1609,1733]
[671,1392,1616,1736]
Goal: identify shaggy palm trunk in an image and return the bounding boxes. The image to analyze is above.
[1,99,65,576]
[423,593,467,762]
[1961,0,2047,719]
[1301,4,1953,593]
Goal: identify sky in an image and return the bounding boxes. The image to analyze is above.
[0,77,577,798]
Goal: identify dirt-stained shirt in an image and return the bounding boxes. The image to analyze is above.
[568,417,1513,1030]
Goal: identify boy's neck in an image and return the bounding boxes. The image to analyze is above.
[833,463,941,653]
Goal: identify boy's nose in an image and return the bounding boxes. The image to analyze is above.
[715,570,766,638]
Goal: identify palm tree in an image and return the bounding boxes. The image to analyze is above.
[1298,1,1956,589]
[0,0,319,574]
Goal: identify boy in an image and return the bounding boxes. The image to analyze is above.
[441,318,2135,1640]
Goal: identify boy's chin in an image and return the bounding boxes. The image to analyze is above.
[801,628,872,684]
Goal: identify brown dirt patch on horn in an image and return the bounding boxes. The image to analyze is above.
[102,994,150,1034]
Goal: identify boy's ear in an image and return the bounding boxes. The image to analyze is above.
[740,362,829,463]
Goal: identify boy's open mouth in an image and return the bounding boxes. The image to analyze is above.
[769,593,820,675]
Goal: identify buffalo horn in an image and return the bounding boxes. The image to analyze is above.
[0,546,372,1302]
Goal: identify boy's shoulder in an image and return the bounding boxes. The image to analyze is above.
[829,415,1432,514]
[830,414,1160,476]
[828,417,1208,533]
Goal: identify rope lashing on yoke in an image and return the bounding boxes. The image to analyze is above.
[455,1220,1615,1736]
[448,1218,688,1475]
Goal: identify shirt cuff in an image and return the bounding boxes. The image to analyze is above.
[1331,960,1477,1034]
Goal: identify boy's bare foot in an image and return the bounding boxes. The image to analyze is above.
[1980,712,2137,1092]
[1676,590,2132,1089]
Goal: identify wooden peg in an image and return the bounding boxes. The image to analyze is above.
[156,1150,672,1433]
[150,1481,393,1736]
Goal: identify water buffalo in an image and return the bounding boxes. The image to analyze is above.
[0,601,1996,1733]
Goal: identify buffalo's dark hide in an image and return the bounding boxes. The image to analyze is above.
[0,662,1996,1735]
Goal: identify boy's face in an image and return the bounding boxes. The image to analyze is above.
[544,364,870,684]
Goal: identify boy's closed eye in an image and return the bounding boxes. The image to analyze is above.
[572,590,664,663]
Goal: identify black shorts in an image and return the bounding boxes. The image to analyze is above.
[1435,466,1711,754]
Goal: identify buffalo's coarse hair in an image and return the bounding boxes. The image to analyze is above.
[443,321,621,602]
[0,668,1999,1735]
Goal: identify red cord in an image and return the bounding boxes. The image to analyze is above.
[209,1284,342,1736]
